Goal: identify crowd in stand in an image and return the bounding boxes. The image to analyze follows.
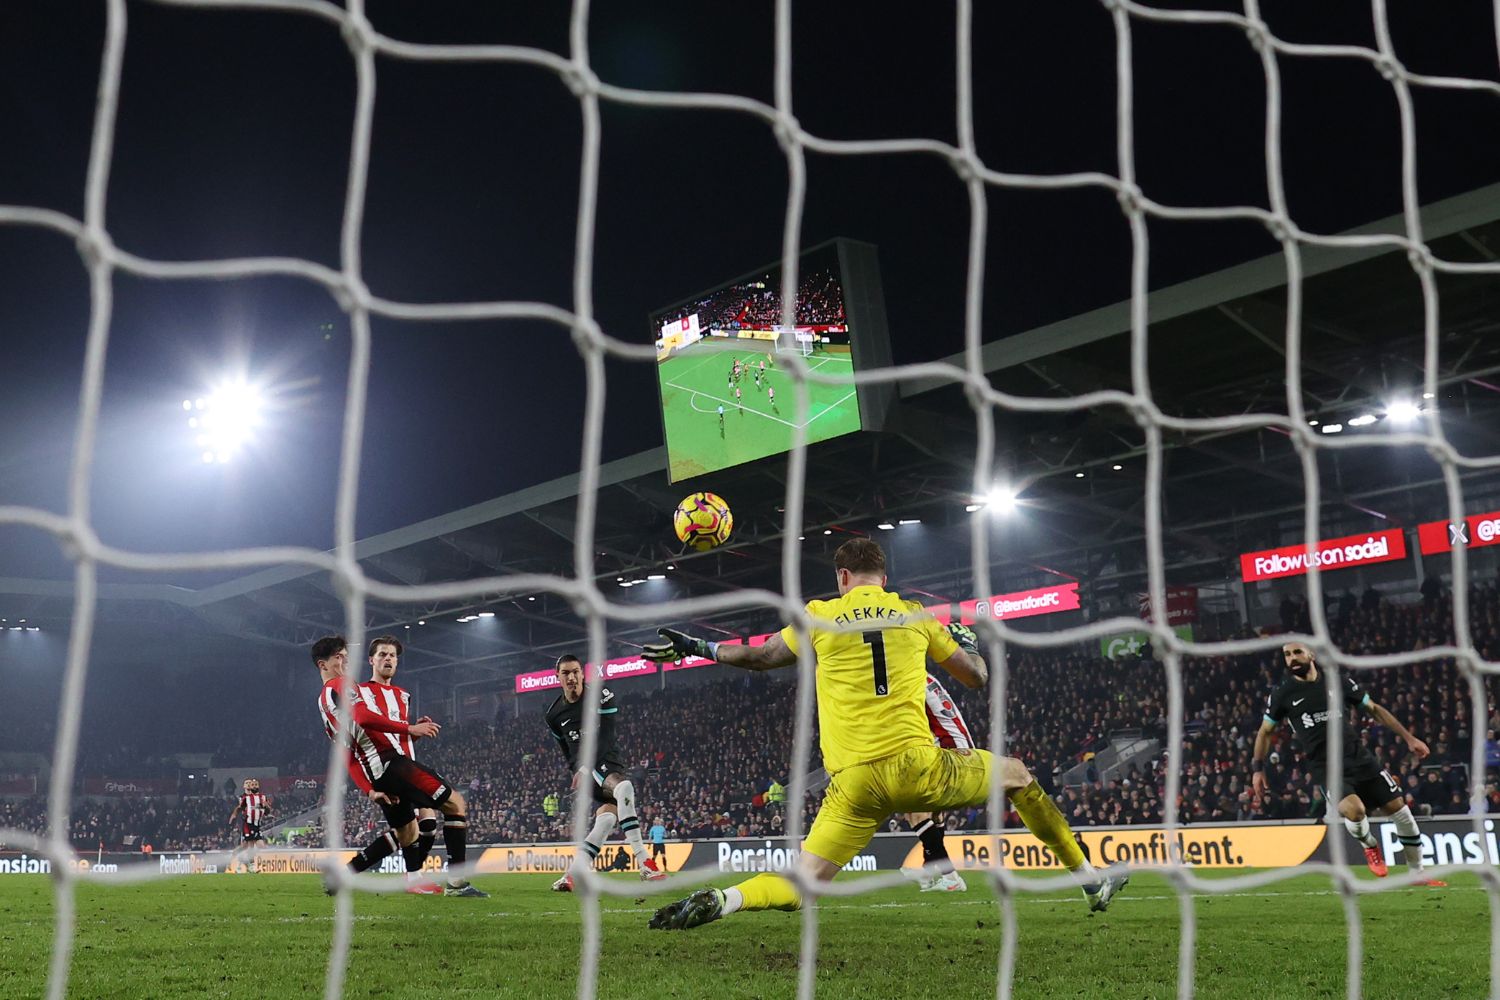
[659,267,846,332]
[4,581,1500,852]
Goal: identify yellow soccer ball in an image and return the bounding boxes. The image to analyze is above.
[673,492,733,551]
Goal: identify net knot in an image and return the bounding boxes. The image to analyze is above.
[772,114,802,153]
[1374,56,1402,82]
[1263,216,1293,243]
[562,65,600,99]
[59,521,98,564]
[1406,242,1434,272]
[1243,21,1271,53]
[948,150,981,184]
[339,10,374,53]
[74,228,113,269]
[332,276,371,314]
[570,317,607,354]
[1115,182,1144,216]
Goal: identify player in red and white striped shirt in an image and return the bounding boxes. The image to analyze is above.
[901,669,974,892]
[315,635,426,886]
[315,634,486,897]
[361,636,443,894]
[228,779,272,873]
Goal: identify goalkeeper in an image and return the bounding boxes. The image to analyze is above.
[642,538,1126,930]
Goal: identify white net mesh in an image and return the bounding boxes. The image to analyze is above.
[2,1,1500,998]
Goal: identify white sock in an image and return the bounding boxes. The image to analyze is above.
[1389,805,1425,872]
[612,781,649,862]
[721,886,744,915]
[571,811,617,876]
[1344,816,1377,849]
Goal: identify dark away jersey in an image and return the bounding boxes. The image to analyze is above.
[545,686,624,773]
[1264,670,1378,777]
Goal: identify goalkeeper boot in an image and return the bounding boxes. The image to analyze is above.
[648,888,725,931]
[1084,869,1129,913]
[640,857,668,881]
[443,880,489,898]
[552,873,574,892]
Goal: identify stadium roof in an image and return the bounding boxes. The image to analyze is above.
[6,182,1500,689]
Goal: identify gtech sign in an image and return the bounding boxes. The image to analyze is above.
[1417,509,1500,556]
[1239,528,1407,582]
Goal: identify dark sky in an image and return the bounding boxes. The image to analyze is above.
[1,1,1497,581]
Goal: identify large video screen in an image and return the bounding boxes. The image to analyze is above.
[651,241,888,483]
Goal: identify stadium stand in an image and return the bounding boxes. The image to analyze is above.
[5,582,1498,850]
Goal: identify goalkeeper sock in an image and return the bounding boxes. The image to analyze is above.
[1390,806,1425,871]
[1344,815,1378,849]
[1011,780,1091,875]
[349,831,398,873]
[442,817,468,885]
[571,811,618,876]
[612,780,649,863]
[732,872,802,913]
[915,817,953,873]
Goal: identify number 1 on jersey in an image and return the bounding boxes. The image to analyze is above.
[862,631,888,696]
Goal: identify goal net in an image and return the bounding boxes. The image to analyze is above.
[1,2,1498,1000]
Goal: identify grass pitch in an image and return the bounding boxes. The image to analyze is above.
[0,870,1487,999]
[656,344,859,482]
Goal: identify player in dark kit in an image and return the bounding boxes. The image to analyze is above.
[1252,641,1445,886]
[545,655,666,889]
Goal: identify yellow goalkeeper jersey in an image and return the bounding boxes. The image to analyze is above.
[779,585,960,775]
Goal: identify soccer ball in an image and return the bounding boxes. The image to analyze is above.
[673,492,733,551]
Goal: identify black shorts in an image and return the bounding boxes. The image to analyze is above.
[1315,765,1404,812]
[587,761,628,806]
[651,842,665,858]
[377,797,417,830]
[372,756,454,811]
[241,823,263,843]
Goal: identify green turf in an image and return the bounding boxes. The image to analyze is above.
[0,870,1487,999]
[656,344,860,482]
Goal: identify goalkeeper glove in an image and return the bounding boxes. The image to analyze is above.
[641,628,717,664]
[947,623,980,655]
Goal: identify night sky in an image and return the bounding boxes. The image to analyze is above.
[1,2,1497,583]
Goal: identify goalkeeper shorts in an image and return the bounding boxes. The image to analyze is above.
[802,743,992,869]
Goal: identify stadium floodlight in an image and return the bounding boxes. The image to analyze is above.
[897,518,920,525]
[1347,413,1378,427]
[667,564,676,570]
[877,522,896,529]
[647,573,665,581]
[1321,423,1344,434]
[1422,391,1435,399]
[477,611,495,618]
[985,487,1018,513]
[1074,471,1085,479]
[963,504,983,513]
[1385,399,1421,423]
[823,529,833,535]
[185,379,264,464]
[1112,464,1123,471]
[418,619,426,625]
